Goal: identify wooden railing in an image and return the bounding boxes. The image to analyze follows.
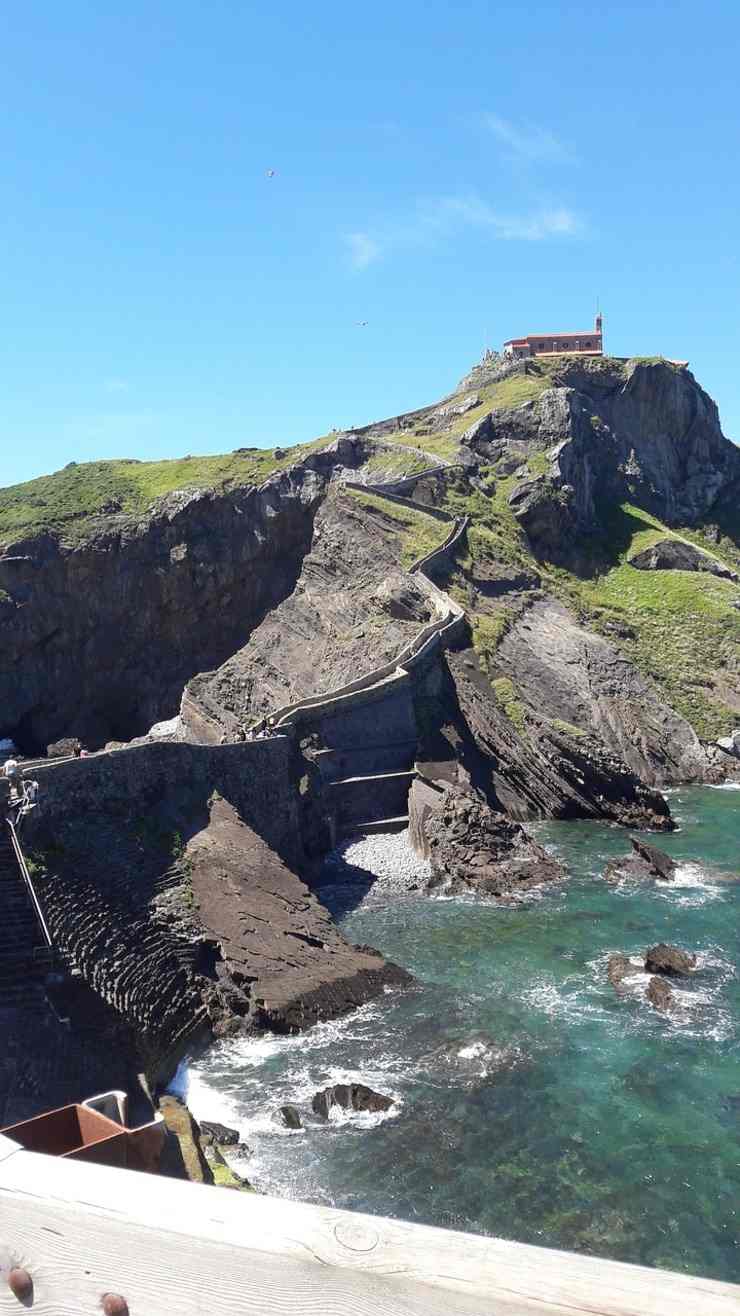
[0,1134,737,1315]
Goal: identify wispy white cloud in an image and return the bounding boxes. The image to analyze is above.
[484,114,576,165]
[345,231,382,269]
[425,195,583,240]
[343,193,584,269]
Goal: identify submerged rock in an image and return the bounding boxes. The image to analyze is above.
[645,944,696,977]
[312,1083,393,1120]
[277,1104,303,1130]
[607,953,634,993]
[421,1033,526,1085]
[605,836,677,883]
[646,976,675,1013]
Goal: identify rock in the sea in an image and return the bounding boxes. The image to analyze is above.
[607,953,634,992]
[646,976,675,1012]
[312,1083,393,1120]
[199,1119,241,1146]
[631,538,738,582]
[277,1104,303,1130]
[645,944,696,977]
[605,836,677,883]
[413,783,563,898]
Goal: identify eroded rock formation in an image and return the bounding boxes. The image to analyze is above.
[410,782,563,898]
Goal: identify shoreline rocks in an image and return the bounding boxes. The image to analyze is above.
[412,783,564,899]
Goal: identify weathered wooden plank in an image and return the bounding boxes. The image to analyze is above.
[0,1149,737,1316]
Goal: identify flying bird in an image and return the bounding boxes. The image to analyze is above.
[266,168,276,178]
[356,320,368,326]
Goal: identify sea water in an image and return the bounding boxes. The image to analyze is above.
[181,786,740,1281]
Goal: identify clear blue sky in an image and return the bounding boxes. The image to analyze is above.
[3,0,740,487]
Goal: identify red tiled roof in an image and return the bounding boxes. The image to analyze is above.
[514,331,601,342]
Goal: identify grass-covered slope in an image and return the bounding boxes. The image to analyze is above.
[0,438,334,544]
[344,485,451,568]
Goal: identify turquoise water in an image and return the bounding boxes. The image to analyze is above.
[184,786,740,1281]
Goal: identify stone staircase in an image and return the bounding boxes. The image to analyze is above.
[0,824,52,1008]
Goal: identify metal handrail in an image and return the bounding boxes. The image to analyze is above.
[7,819,52,949]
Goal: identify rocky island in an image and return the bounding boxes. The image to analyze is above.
[1,348,739,1145]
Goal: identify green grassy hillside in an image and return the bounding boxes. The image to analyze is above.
[0,439,334,544]
[444,473,740,741]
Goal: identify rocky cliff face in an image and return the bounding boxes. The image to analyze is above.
[183,487,437,736]
[0,443,372,752]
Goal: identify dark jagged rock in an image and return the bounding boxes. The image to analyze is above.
[311,1083,393,1119]
[645,944,697,977]
[199,1119,241,1146]
[413,782,564,898]
[646,976,675,1013]
[631,538,738,581]
[277,1105,303,1130]
[605,837,677,883]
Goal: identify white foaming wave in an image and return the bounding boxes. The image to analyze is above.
[658,862,729,906]
[458,1041,487,1059]
[178,998,407,1147]
[709,782,740,791]
[522,975,615,1029]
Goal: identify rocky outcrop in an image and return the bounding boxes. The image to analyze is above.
[465,361,740,555]
[411,783,563,898]
[311,1083,393,1118]
[630,538,738,581]
[644,944,696,976]
[496,600,709,787]
[187,795,412,1034]
[604,836,677,883]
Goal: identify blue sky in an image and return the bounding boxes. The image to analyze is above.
[3,0,740,487]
